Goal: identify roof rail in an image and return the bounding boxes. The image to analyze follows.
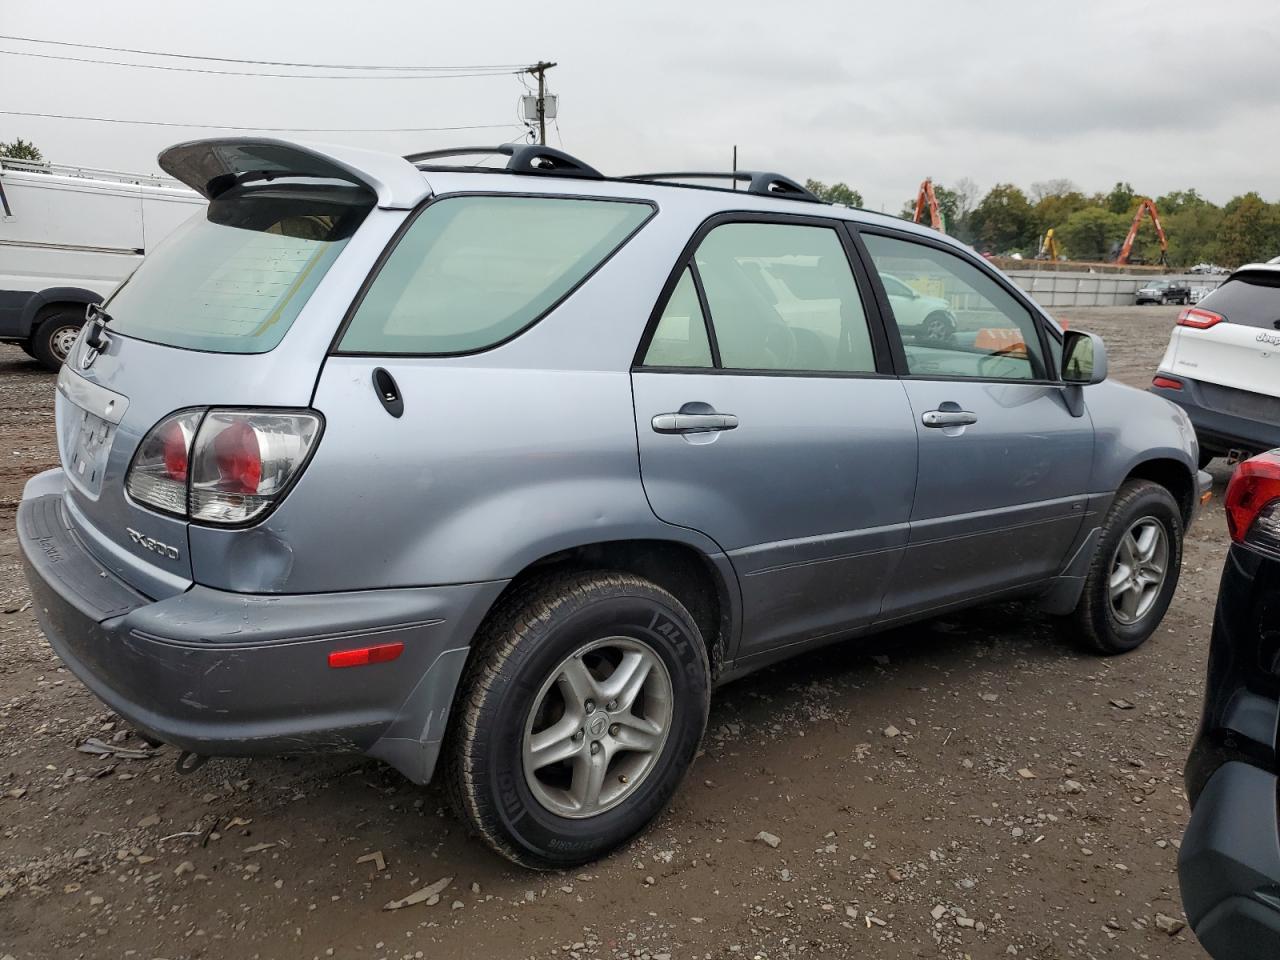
[621,171,821,203]
[404,144,603,180]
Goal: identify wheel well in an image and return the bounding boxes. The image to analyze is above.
[500,539,730,679]
[1125,458,1194,522]
[33,301,87,330]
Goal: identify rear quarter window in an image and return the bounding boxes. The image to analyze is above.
[338,195,654,355]
[1201,274,1280,330]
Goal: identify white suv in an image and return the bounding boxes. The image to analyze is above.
[1150,264,1280,465]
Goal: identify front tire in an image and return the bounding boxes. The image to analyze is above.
[920,310,956,344]
[31,312,83,370]
[446,571,710,868]
[1071,479,1183,655]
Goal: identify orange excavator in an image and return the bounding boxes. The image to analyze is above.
[1115,197,1168,265]
[912,178,945,232]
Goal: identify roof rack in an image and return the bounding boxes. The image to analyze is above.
[401,146,821,205]
[404,144,603,180]
[621,171,821,203]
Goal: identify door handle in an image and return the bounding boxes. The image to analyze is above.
[922,409,978,428]
[652,412,739,434]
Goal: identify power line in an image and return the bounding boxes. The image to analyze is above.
[0,110,523,134]
[0,47,521,80]
[0,33,528,72]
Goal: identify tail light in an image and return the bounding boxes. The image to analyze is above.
[1152,375,1184,390]
[1224,450,1280,552]
[127,409,321,524]
[1178,307,1224,329]
[125,411,202,516]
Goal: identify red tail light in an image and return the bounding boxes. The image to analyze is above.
[161,420,190,481]
[127,409,321,524]
[1178,307,1224,329]
[211,420,263,494]
[1152,375,1183,390]
[1224,451,1280,549]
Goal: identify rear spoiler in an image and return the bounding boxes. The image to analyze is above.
[158,138,430,210]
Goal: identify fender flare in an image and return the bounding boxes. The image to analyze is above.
[18,287,102,339]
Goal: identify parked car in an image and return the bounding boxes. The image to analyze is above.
[18,138,1210,868]
[1180,449,1280,959]
[0,157,203,369]
[1150,265,1280,466]
[876,272,956,341]
[1191,263,1230,275]
[1136,278,1192,305]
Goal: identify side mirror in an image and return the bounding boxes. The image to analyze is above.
[1062,330,1107,385]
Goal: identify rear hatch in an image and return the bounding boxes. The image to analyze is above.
[1169,269,1280,401]
[51,139,423,597]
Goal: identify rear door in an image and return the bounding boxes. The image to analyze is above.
[855,227,1093,620]
[631,214,918,658]
[1170,272,1280,398]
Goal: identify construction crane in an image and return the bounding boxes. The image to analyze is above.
[1037,228,1061,261]
[912,178,945,232]
[1115,197,1168,266]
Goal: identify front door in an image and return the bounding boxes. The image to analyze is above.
[856,228,1094,620]
[631,215,918,657]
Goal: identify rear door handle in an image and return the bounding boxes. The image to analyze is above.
[652,412,739,434]
[922,409,978,428]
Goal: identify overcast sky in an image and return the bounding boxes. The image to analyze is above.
[2,0,1277,212]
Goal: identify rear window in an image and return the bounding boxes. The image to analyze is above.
[337,195,654,355]
[107,183,372,353]
[1201,274,1280,330]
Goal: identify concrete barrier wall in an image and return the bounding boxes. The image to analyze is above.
[1003,270,1225,308]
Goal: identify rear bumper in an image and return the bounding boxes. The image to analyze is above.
[18,490,507,783]
[1150,375,1280,456]
[1180,762,1280,960]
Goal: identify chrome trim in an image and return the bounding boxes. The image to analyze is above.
[57,364,129,424]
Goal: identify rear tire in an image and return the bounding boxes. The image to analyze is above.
[31,311,83,371]
[1071,479,1183,655]
[446,571,710,868]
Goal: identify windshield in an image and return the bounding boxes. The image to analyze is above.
[106,182,373,353]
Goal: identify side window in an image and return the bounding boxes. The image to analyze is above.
[698,223,876,373]
[861,233,1049,381]
[642,268,713,367]
[339,196,652,355]
[643,221,876,374]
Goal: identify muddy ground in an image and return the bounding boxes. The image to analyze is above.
[0,305,1230,959]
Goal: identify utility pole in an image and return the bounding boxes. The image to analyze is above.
[526,61,556,144]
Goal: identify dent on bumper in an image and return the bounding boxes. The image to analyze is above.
[18,492,507,783]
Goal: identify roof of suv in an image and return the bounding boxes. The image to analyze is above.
[156,135,955,249]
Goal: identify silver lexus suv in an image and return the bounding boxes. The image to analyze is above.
[18,139,1210,867]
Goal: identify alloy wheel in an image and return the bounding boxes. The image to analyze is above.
[522,637,673,819]
[1108,517,1169,625]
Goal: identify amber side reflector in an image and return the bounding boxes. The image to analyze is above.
[328,642,404,668]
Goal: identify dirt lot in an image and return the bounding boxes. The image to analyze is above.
[0,306,1231,959]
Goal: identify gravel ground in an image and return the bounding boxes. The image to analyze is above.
[0,305,1231,959]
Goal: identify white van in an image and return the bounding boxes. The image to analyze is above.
[0,158,204,368]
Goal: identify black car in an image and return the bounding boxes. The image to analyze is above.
[1136,278,1192,305]
[1181,449,1280,959]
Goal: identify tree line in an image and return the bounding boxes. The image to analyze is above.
[805,177,1280,269]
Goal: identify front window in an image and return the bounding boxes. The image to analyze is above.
[862,232,1048,381]
[107,183,373,354]
[338,195,653,355]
